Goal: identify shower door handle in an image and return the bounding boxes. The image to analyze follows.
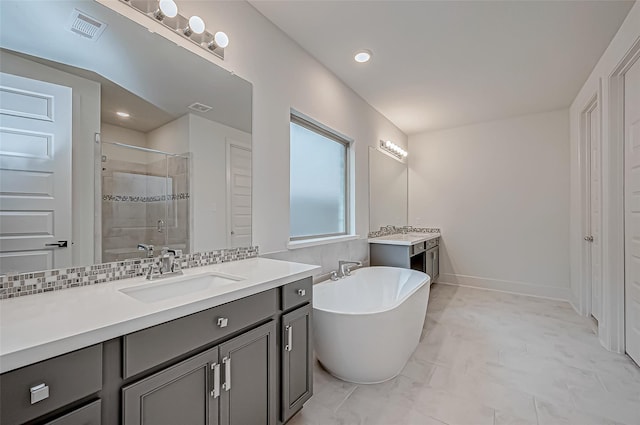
[157,220,164,233]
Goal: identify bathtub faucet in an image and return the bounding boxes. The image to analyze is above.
[338,260,363,278]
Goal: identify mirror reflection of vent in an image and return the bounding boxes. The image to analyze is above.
[67,9,107,41]
[188,103,213,113]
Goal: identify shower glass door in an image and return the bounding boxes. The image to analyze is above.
[101,142,190,263]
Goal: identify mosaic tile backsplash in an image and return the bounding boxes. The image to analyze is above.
[0,246,259,300]
[368,225,441,238]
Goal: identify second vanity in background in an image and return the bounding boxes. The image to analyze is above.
[369,233,440,282]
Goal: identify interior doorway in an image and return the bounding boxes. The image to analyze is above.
[624,54,640,366]
[583,97,603,323]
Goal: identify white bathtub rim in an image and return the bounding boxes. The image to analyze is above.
[313,267,430,316]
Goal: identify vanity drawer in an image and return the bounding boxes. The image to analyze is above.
[0,344,103,425]
[281,277,312,311]
[411,242,426,256]
[425,238,439,250]
[46,399,101,425]
[123,288,278,378]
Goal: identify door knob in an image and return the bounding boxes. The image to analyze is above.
[584,236,594,242]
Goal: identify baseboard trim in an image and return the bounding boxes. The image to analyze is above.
[436,273,571,301]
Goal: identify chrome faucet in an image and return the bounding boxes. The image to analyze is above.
[338,260,363,278]
[145,247,184,280]
[137,243,154,258]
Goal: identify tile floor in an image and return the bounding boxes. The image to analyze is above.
[290,283,640,425]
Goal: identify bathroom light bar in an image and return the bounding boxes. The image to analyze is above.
[380,140,408,159]
[119,0,228,60]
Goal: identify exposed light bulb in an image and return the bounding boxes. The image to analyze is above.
[214,31,229,48]
[381,139,408,159]
[189,16,205,34]
[154,0,177,20]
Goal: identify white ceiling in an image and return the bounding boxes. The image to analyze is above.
[251,0,634,135]
[0,0,252,134]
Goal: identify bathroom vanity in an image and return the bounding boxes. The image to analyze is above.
[0,258,318,425]
[369,233,440,281]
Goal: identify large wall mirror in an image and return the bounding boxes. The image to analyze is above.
[369,147,408,231]
[0,1,252,274]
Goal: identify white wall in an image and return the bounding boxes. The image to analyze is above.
[0,50,101,268]
[147,114,190,155]
[100,0,408,276]
[569,1,640,351]
[101,123,149,164]
[188,114,251,252]
[408,109,571,300]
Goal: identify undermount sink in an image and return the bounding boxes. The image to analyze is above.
[119,272,244,303]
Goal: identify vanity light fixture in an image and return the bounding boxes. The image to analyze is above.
[354,50,372,63]
[380,140,408,159]
[209,31,229,49]
[116,111,131,118]
[120,0,229,60]
[183,15,205,36]
[153,0,178,21]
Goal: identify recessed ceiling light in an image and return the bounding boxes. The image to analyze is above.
[116,111,130,118]
[354,50,372,63]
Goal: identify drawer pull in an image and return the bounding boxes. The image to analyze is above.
[285,325,293,352]
[217,317,228,328]
[222,356,231,391]
[30,383,49,405]
[297,289,306,297]
[210,363,220,398]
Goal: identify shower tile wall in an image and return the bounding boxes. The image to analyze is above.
[102,158,148,262]
[101,152,190,263]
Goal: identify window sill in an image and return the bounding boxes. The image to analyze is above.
[287,234,360,250]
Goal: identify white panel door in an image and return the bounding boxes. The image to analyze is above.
[0,72,72,274]
[625,57,640,365]
[227,143,252,248]
[589,103,602,321]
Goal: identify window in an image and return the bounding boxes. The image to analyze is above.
[290,114,349,241]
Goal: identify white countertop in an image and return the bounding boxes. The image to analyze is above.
[0,257,319,374]
[368,232,441,246]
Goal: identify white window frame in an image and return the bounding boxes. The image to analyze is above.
[289,111,352,244]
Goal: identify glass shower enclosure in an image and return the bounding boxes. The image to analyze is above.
[100,141,190,263]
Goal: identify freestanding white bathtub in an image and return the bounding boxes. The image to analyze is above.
[313,266,430,384]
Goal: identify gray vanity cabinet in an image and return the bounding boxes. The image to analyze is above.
[281,304,313,423]
[219,321,277,425]
[0,344,102,425]
[370,237,440,282]
[122,320,277,425]
[122,347,219,425]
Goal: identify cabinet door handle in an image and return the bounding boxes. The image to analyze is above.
[210,363,220,398]
[222,356,231,391]
[285,325,293,352]
[30,383,49,404]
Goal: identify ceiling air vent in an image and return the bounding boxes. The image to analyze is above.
[67,9,107,41]
[188,102,213,113]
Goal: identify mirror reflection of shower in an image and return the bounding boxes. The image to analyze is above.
[100,141,190,263]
